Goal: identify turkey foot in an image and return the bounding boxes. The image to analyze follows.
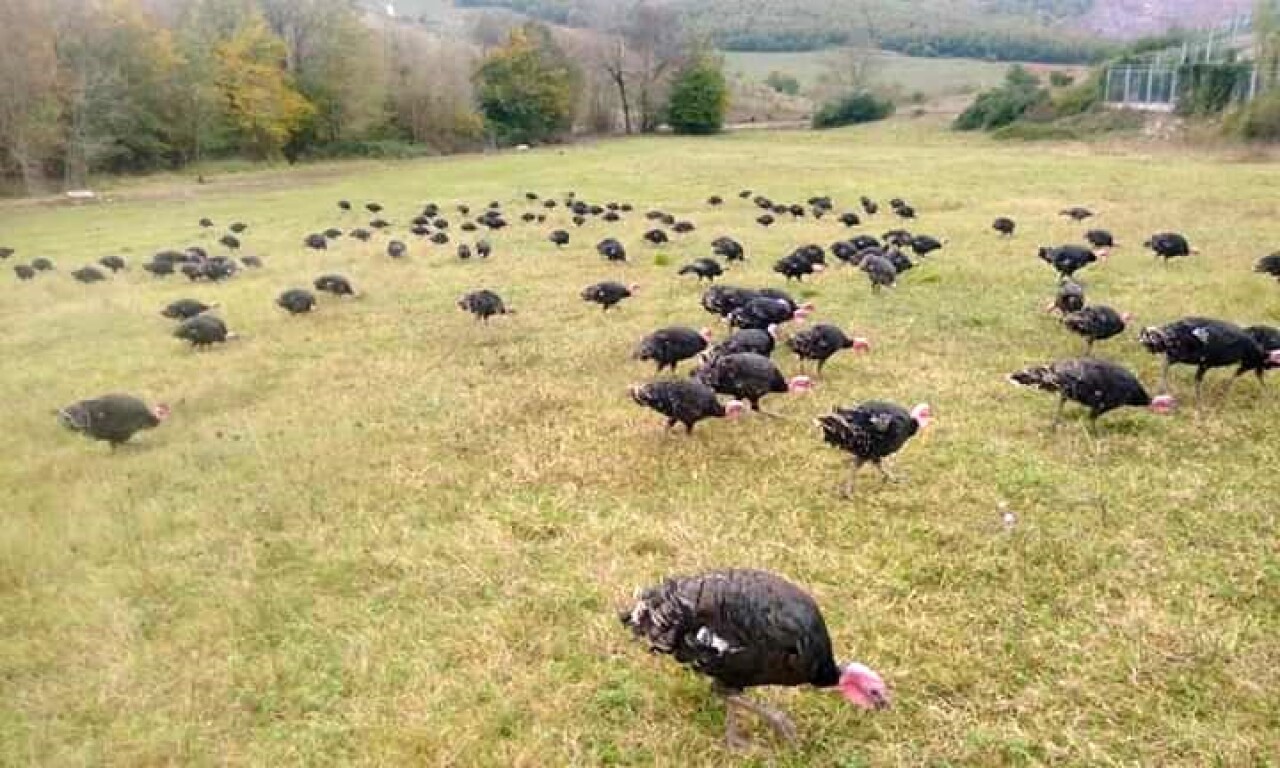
[725,694,798,745]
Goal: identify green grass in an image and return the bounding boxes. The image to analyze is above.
[725,50,1020,98]
[2,121,1280,766]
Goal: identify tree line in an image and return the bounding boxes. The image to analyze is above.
[0,0,728,195]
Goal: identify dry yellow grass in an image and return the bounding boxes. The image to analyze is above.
[1,122,1279,766]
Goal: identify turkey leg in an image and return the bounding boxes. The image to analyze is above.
[718,687,798,746]
[841,458,866,498]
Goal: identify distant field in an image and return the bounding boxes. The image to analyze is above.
[726,49,1069,98]
[2,123,1279,766]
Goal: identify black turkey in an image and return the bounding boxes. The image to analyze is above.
[0,247,13,260]
[1062,305,1131,354]
[1144,232,1195,262]
[860,253,898,293]
[817,400,933,496]
[628,379,743,433]
[350,228,373,242]
[1243,325,1280,369]
[304,233,328,251]
[457,290,510,322]
[635,326,712,372]
[581,281,637,311]
[851,234,880,252]
[1010,359,1175,427]
[693,352,810,413]
[1047,280,1086,315]
[14,264,36,280]
[1085,229,1116,253]
[161,299,217,320]
[993,217,1016,236]
[1039,245,1097,280]
[431,232,450,245]
[276,289,316,315]
[596,238,627,262]
[909,235,944,256]
[1254,253,1280,280]
[59,394,170,449]
[1139,317,1270,403]
[787,324,871,372]
[707,195,723,206]
[549,230,570,248]
[729,297,804,331]
[711,237,744,262]
[72,266,107,283]
[32,257,54,271]
[679,258,724,282]
[174,314,234,348]
[773,254,823,282]
[701,285,757,320]
[704,328,776,361]
[338,200,352,211]
[143,260,174,277]
[457,244,473,261]
[861,196,879,215]
[475,240,492,259]
[229,222,248,234]
[621,568,889,747]
[369,218,391,230]
[387,240,408,259]
[98,255,126,272]
[218,234,241,253]
[673,221,696,234]
[839,212,861,228]
[240,255,263,269]
[365,202,383,214]
[1060,207,1094,221]
[314,274,357,297]
[199,217,214,229]
[323,228,343,240]
[756,214,775,228]
[644,229,669,246]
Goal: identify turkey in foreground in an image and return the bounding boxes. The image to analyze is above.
[581,281,637,311]
[1009,359,1175,426]
[635,326,712,372]
[457,289,510,322]
[816,401,933,496]
[787,324,871,373]
[692,352,811,413]
[314,274,357,297]
[59,394,170,449]
[621,568,889,748]
[628,379,743,433]
[1139,317,1271,403]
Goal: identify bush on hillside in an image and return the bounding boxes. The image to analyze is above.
[811,92,895,129]
[1232,91,1280,141]
[953,65,1048,131]
[765,71,802,95]
[667,55,730,135]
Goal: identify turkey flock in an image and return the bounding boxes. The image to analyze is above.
[10,177,1280,751]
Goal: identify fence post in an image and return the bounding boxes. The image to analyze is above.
[1170,68,1179,109]
[1124,67,1132,103]
[1145,68,1154,103]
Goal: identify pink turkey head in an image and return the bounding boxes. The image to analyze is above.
[1150,394,1177,415]
[910,403,934,429]
[152,404,172,422]
[812,263,827,273]
[788,376,814,394]
[852,336,872,353]
[766,323,780,340]
[1269,350,1280,366]
[699,326,714,342]
[838,662,890,710]
[724,400,746,419]
[1098,247,1111,260]
[1120,311,1135,324]
[628,283,641,294]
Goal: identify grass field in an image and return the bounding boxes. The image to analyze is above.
[724,50,1027,99]
[2,121,1279,766]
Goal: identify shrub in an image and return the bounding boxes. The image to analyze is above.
[764,71,801,95]
[1049,71,1075,87]
[811,92,895,129]
[954,65,1048,131]
[1234,91,1280,141]
[667,55,730,135]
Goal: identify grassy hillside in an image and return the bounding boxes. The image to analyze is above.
[726,50,1023,99]
[2,122,1279,766]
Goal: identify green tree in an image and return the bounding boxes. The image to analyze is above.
[954,65,1047,131]
[214,13,314,159]
[474,24,578,145]
[666,54,728,135]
